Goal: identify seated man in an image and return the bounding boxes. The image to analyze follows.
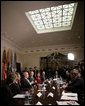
[21,71,32,90]
[29,71,35,82]
[41,71,47,83]
[65,70,71,83]
[61,69,84,105]
[54,71,58,79]
[29,71,37,85]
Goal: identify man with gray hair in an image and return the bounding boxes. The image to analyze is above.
[61,69,84,105]
[21,72,32,90]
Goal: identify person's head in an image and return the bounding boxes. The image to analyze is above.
[6,72,17,84]
[66,70,70,76]
[30,71,34,77]
[34,66,37,70]
[42,71,45,76]
[70,69,79,80]
[29,67,33,71]
[81,64,84,71]
[23,72,29,79]
[25,67,28,71]
[37,72,40,77]
[15,72,21,81]
[55,71,58,75]
[65,64,69,68]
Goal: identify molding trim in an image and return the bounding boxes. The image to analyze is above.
[22,44,84,54]
[1,36,84,54]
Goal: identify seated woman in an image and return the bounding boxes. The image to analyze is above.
[8,72,21,95]
[15,72,21,88]
[35,72,42,84]
[1,72,20,105]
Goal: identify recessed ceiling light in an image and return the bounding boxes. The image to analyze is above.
[25,2,77,34]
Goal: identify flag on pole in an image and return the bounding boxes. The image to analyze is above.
[14,52,17,71]
[9,50,12,72]
[11,51,14,72]
[2,49,7,81]
[7,50,10,71]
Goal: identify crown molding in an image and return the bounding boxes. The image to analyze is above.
[22,44,84,54]
[1,36,84,54]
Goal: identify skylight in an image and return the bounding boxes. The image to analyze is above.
[25,2,78,34]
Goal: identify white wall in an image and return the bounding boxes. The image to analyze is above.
[1,37,84,71]
[1,38,23,73]
[21,48,84,70]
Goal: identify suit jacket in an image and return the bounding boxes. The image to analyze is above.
[29,77,35,82]
[33,70,38,78]
[41,75,47,83]
[21,78,32,89]
[1,85,13,105]
[9,82,21,96]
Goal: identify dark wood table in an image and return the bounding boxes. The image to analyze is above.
[12,80,63,105]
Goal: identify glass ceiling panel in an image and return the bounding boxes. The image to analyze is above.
[25,2,78,34]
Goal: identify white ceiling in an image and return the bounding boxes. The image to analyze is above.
[1,1,84,52]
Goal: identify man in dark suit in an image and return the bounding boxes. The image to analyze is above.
[21,72,32,90]
[1,84,13,105]
[41,71,47,83]
[9,82,21,95]
[62,69,84,105]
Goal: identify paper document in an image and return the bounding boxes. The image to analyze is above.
[62,91,78,96]
[56,101,79,105]
[13,94,25,98]
[61,95,78,101]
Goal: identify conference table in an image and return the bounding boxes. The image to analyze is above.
[12,79,79,105]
